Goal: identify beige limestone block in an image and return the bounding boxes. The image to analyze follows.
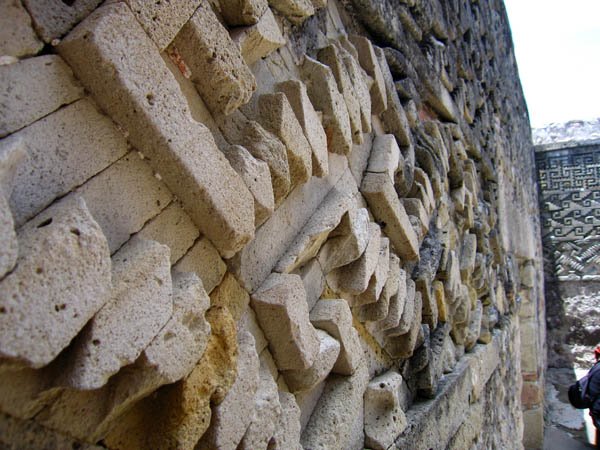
[374,47,412,147]
[433,280,449,322]
[0,136,26,195]
[220,0,268,25]
[4,98,129,226]
[326,222,381,295]
[104,306,238,450]
[238,351,282,450]
[0,197,111,368]
[277,79,329,177]
[349,36,387,115]
[318,44,363,144]
[301,361,368,449]
[367,134,401,182]
[174,236,227,294]
[301,56,352,155]
[310,298,363,375]
[384,291,422,358]
[36,272,211,442]
[240,308,269,354]
[386,279,415,337]
[361,172,420,261]
[222,144,275,227]
[357,251,399,322]
[231,8,286,64]
[135,202,199,264]
[0,193,17,279]
[364,370,407,450]
[354,236,390,307]
[293,259,325,311]
[60,238,172,390]
[317,207,370,273]
[417,276,438,330]
[59,3,255,257]
[259,93,313,187]
[273,391,303,449]
[441,250,461,303]
[282,329,340,393]
[0,55,83,137]
[377,265,407,331]
[210,272,250,323]
[268,0,315,25]
[295,381,326,432]
[460,233,477,280]
[401,198,430,235]
[335,41,372,133]
[413,167,435,205]
[251,273,320,370]
[0,0,43,58]
[75,153,172,254]
[124,0,201,51]
[22,0,101,42]
[197,331,259,450]
[171,2,256,115]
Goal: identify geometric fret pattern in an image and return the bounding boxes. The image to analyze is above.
[535,144,600,280]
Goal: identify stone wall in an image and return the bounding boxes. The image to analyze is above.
[0,0,543,449]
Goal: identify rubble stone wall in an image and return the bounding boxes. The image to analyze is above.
[0,0,544,449]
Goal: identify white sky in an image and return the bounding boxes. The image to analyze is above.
[503,0,600,128]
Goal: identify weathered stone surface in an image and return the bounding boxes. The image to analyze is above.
[387,278,415,337]
[378,265,407,330]
[59,3,255,257]
[310,299,363,375]
[301,56,352,155]
[417,276,438,330]
[59,238,171,390]
[0,197,111,368]
[367,134,401,181]
[464,300,483,351]
[220,0,268,25]
[104,306,238,450]
[222,144,274,227]
[4,98,129,226]
[300,361,368,449]
[384,291,422,359]
[231,8,286,64]
[135,201,199,264]
[0,193,17,279]
[349,35,387,115]
[364,370,407,450]
[74,153,172,254]
[277,80,329,177]
[197,331,259,450]
[22,0,101,42]
[357,251,399,321]
[460,233,477,280]
[295,380,326,432]
[354,236,390,307]
[282,329,340,393]
[273,391,303,449]
[401,198,430,235]
[171,2,256,115]
[125,0,201,51]
[317,207,370,273]
[259,93,313,186]
[210,272,251,323]
[251,273,320,370]
[0,0,43,58]
[268,0,315,25]
[240,308,269,354]
[361,172,419,261]
[433,279,448,322]
[0,55,83,137]
[174,236,227,294]
[318,44,363,144]
[327,222,381,295]
[293,259,325,311]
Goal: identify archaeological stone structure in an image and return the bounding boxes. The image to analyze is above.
[0,0,545,449]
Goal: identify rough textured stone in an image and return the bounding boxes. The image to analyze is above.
[0,55,83,137]
[135,201,200,264]
[364,370,407,450]
[231,8,286,64]
[293,259,326,311]
[268,0,315,25]
[300,361,369,449]
[295,381,326,432]
[377,265,407,331]
[171,3,256,115]
[197,331,259,450]
[0,0,43,58]
[210,272,251,323]
[354,236,390,307]
[384,291,422,358]
[104,306,238,450]
[357,251,399,322]
[367,134,401,181]
[0,197,111,368]
[258,93,313,186]
[222,144,274,227]
[282,329,340,393]
[301,56,352,155]
[277,80,329,177]
[59,3,255,257]
[387,278,415,337]
[310,299,363,375]
[401,198,430,235]
[349,35,387,115]
[125,0,201,51]
[219,0,268,25]
[337,42,372,133]
[273,391,302,450]
[4,98,129,226]
[251,273,320,371]
[361,172,419,261]
[174,236,227,295]
[59,238,172,390]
